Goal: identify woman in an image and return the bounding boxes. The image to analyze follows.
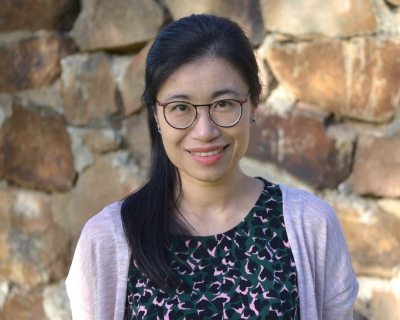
[66,14,358,320]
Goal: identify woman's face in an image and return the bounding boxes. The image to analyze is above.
[155,58,257,185]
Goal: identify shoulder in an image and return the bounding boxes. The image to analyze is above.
[74,201,127,262]
[80,201,124,242]
[279,184,338,228]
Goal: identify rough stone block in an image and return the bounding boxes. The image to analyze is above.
[118,43,151,116]
[51,152,145,253]
[122,109,151,169]
[264,37,400,123]
[373,0,400,35]
[43,280,72,320]
[0,190,70,287]
[0,32,78,94]
[0,287,46,320]
[164,0,265,45]
[60,53,118,125]
[0,94,13,130]
[371,290,400,320]
[260,0,378,38]
[15,81,64,115]
[351,134,400,197]
[378,199,400,219]
[67,127,119,155]
[0,0,79,32]
[247,105,356,188]
[324,192,400,278]
[71,0,163,51]
[0,104,76,192]
[0,191,13,262]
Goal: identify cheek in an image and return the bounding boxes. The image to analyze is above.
[160,130,185,158]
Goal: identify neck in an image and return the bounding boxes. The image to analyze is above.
[176,167,262,236]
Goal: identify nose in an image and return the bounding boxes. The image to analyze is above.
[190,106,220,141]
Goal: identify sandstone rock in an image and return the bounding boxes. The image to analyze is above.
[12,190,53,235]
[262,85,296,117]
[0,282,9,310]
[119,43,151,116]
[247,105,356,189]
[84,128,119,154]
[2,227,69,287]
[264,37,400,123]
[240,157,315,192]
[0,94,13,130]
[351,134,400,197]
[67,127,95,173]
[373,0,400,35]
[386,0,400,6]
[260,0,378,38]
[164,0,265,45]
[0,287,47,320]
[0,32,78,94]
[356,276,400,320]
[51,152,145,253]
[0,104,76,192]
[256,40,278,101]
[0,0,79,32]
[66,127,119,155]
[371,290,400,320]
[43,280,71,320]
[71,0,163,51]
[15,81,64,115]
[378,199,400,219]
[122,109,151,169]
[323,192,400,278]
[0,191,13,262]
[0,189,70,287]
[60,53,118,126]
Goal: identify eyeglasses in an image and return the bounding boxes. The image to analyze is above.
[157,93,250,129]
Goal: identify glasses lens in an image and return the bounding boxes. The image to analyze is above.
[164,102,196,128]
[210,100,242,127]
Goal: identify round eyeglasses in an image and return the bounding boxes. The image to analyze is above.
[157,94,250,129]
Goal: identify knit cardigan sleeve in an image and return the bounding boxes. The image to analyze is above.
[66,202,130,320]
[280,185,359,320]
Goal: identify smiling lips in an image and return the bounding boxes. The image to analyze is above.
[188,146,226,164]
[190,147,224,157]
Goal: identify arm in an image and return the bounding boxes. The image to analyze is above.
[66,220,98,320]
[321,205,359,320]
[280,185,359,320]
[66,204,127,320]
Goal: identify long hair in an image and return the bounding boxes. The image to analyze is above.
[121,14,261,290]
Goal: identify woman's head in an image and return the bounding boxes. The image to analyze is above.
[143,14,261,174]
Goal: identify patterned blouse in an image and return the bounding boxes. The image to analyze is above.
[125,179,300,319]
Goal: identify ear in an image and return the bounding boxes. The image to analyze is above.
[152,106,159,126]
[250,90,261,116]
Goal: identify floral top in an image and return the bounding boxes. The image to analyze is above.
[125,179,300,319]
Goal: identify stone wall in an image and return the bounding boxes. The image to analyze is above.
[0,1,399,319]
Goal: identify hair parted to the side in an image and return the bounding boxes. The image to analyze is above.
[121,14,262,291]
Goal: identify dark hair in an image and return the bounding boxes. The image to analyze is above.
[121,14,261,290]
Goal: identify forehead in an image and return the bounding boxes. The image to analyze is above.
[157,58,248,101]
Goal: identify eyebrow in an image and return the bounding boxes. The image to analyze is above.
[165,89,240,102]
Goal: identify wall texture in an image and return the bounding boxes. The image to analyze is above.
[0,1,399,319]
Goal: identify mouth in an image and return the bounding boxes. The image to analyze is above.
[189,146,226,157]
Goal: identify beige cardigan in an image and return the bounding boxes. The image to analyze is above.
[66,185,359,319]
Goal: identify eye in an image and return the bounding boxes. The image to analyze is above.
[216,100,229,108]
[176,104,188,111]
[169,103,190,112]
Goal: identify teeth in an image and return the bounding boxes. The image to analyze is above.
[191,148,223,157]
